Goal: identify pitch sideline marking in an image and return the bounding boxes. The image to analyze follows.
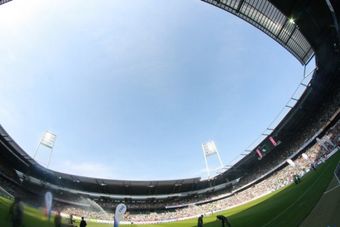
[323,184,340,194]
[262,164,329,227]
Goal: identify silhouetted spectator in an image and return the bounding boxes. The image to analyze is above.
[69,214,74,226]
[54,211,62,227]
[293,174,301,184]
[217,215,232,227]
[311,162,317,171]
[80,217,87,227]
[197,215,203,227]
[8,197,24,227]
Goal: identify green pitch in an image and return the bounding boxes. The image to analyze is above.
[0,151,339,227]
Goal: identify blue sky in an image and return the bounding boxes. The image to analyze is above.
[0,0,313,180]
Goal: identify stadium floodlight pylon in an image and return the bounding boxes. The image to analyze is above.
[33,131,57,168]
[316,136,336,152]
[202,140,224,178]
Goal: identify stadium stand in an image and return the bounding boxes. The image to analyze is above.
[0,100,338,223]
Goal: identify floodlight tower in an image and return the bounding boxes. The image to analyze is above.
[202,140,224,178]
[33,131,57,168]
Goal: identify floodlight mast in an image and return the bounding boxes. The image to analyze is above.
[47,146,54,167]
[215,146,224,168]
[202,141,224,179]
[33,131,57,168]
[202,144,210,178]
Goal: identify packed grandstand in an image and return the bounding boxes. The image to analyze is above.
[0,0,340,226]
[1,93,339,224]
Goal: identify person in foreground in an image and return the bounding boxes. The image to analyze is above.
[80,216,87,227]
[217,215,232,227]
[54,210,62,227]
[197,214,203,227]
[8,197,23,227]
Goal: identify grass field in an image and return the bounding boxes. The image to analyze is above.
[0,151,339,227]
[300,176,340,227]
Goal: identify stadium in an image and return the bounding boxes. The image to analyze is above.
[0,0,340,227]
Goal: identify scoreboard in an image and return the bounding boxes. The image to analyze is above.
[256,136,280,160]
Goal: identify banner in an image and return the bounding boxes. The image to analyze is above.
[302,153,309,160]
[45,191,53,221]
[286,159,296,167]
[269,136,278,146]
[114,203,127,227]
[256,148,263,160]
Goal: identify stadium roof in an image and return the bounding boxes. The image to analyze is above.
[2,0,314,65]
[201,0,314,65]
[0,0,11,6]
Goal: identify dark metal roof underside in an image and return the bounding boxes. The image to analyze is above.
[0,0,315,65]
[0,0,12,6]
[201,0,314,64]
